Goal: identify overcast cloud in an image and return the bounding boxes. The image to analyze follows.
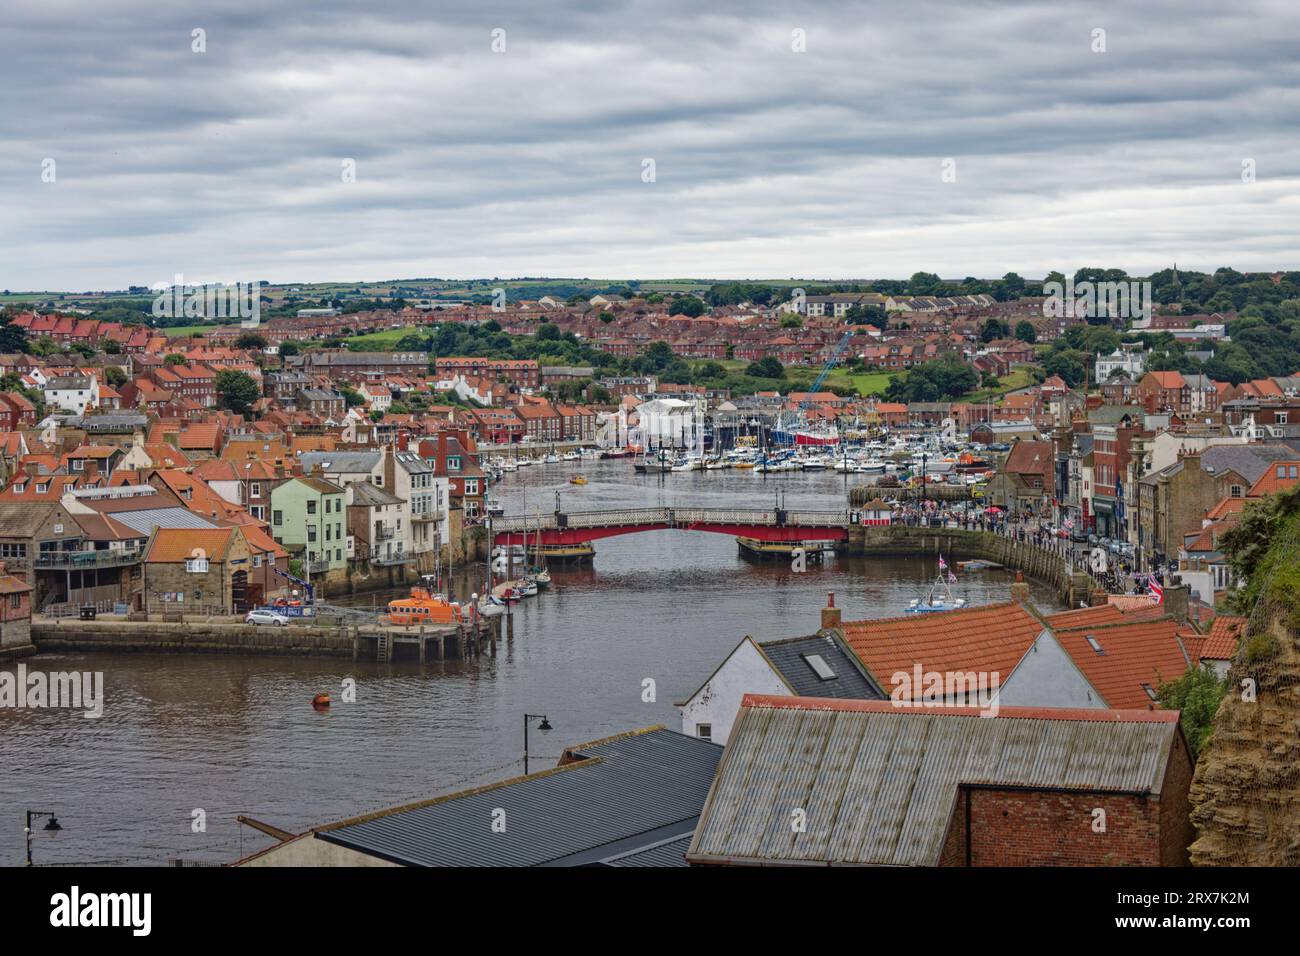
[2,0,1298,289]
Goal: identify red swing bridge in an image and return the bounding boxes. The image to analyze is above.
[490,507,851,548]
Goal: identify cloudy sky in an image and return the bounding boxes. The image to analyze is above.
[2,0,1298,290]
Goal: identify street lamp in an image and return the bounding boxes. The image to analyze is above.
[523,713,552,775]
[25,810,61,867]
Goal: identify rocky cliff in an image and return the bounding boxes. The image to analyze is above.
[1188,500,1300,865]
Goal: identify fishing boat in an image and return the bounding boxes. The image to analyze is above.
[384,588,465,626]
[476,595,506,617]
[568,474,588,485]
[904,562,966,614]
[518,578,540,597]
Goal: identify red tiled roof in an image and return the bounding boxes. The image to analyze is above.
[1052,619,1193,709]
[1201,615,1246,661]
[146,527,238,563]
[840,602,1044,698]
[1047,604,1125,628]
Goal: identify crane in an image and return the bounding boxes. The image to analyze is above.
[799,330,855,409]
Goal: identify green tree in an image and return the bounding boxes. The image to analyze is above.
[236,332,268,350]
[215,369,260,415]
[1014,320,1037,343]
[105,366,127,387]
[164,353,186,365]
[1157,666,1229,758]
[668,296,706,317]
[746,356,785,379]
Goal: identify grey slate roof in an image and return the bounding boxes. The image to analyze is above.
[759,634,884,700]
[688,700,1183,867]
[317,727,722,867]
[348,480,403,507]
[1201,443,1298,484]
[299,451,381,475]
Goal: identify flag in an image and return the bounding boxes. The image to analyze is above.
[938,555,947,571]
[947,571,957,584]
[1150,574,1164,605]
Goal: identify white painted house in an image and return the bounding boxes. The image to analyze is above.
[43,374,99,415]
[677,633,882,745]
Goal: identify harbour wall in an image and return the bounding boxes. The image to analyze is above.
[845,524,1095,605]
[29,619,494,662]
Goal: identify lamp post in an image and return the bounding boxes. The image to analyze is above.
[523,713,552,775]
[25,810,61,867]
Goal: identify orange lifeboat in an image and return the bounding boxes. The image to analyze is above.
[383,588,464,627]
[312,692,331,709]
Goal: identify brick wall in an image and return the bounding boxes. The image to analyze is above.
[939,783,1182,866]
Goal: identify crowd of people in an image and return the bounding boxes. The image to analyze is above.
[864,499,1162,597]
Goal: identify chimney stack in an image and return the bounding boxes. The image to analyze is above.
[1010,571,1030,604]
[821,592,842,630]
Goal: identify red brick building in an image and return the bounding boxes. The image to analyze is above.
[434,357,539,389]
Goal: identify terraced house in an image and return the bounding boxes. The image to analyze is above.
[270,477,348,577]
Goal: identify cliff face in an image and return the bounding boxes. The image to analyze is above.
[1188,611,1300,865]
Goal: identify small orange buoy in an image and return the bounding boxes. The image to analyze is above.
[312,692,331,709]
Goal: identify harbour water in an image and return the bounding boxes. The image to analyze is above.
[1,460,1063,866]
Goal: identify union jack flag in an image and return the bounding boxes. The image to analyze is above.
[1149,573,1164,605]
[947,571,958,584]
[938,555,947,571]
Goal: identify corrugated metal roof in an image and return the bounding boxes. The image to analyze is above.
[688,698,1179,867]
[318,728,722,867]
[759,634,883,700]
[113,507,219,534]
[602,834,693,867]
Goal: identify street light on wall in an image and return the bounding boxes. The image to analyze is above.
[25,810,62,867]
[523,713,552,775]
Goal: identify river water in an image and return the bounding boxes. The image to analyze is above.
[0,459,1063,866]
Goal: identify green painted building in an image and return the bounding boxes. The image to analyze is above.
[270,477,348,574]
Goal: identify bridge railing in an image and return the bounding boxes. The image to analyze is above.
[493,507,851,533]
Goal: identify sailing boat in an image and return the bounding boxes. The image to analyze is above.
[529,510,551,590]
[904,557,966,613]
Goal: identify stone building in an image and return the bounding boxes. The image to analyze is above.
[141,526,257,615]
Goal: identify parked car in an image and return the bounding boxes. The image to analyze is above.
[246,609,289,627]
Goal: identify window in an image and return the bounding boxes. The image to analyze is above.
[273,510,283,526]
[9,593,21,609]
[185,558,209,573]
[1085,635,1104,654]
[250,482,261,497]
[802,653,837,681]
[1230,485,1243,498]
[696,724,712,741]
[1141,683,1158,701]
[307,500,317,515]
[253,554,262,568]
[307,525,317,542]
[448,456,461,471]
[0,544,26,558]
[1278,466,1286,479]
[71,459,84,471]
